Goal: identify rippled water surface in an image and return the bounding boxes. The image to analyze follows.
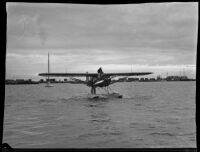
[3,82,196,148]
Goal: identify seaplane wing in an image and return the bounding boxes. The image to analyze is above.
[38,72,153,77]
[39,73,98,77]
[102,72,153,77]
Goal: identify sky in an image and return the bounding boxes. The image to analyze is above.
[6,2,198,80]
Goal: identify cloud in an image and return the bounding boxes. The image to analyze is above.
[6,2,197,79]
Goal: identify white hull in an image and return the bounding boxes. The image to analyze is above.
[45,82,53,87]
[45,84,54,87]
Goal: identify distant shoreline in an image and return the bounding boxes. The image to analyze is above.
[5,80,196,85]
[5,75,196,85]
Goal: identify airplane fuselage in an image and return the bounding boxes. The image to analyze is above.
[86,74,112,94]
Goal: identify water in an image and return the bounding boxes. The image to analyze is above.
[3,82,196,148]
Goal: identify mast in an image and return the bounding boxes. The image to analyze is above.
[45,52,53,87]
[48,53,49,82]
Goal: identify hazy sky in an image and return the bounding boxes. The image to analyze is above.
[6,2,197,79]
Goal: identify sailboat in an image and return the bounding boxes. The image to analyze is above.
[45,53,54,87]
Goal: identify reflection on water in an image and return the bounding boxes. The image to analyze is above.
[3,82,196,148]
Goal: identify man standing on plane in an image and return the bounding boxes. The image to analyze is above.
[97,67,103,79]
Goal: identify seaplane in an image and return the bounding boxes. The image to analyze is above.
[38,55,153,98]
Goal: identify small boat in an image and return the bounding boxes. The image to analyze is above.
[45,81,54,87]
[45,53,54,87]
